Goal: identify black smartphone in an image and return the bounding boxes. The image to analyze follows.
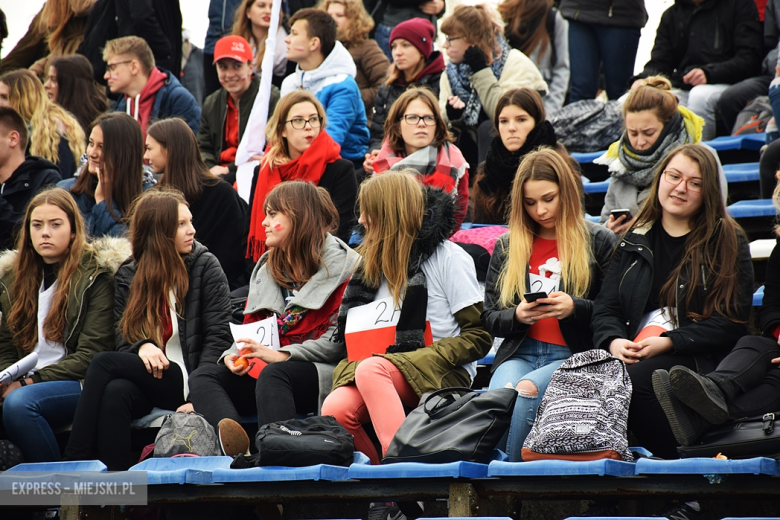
[611,209,632,220]
[524,291,548,303]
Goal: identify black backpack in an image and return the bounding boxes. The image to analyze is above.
[231,416,354,468]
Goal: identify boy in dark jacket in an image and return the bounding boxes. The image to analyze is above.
[631,0,762,140]
[104,36,201,137]
[0,108,61,250]
[198,35,280,184]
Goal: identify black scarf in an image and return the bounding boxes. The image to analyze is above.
[335,187,456,353]
[478,120,557,196]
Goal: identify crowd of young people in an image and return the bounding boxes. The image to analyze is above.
[0,5,777,507]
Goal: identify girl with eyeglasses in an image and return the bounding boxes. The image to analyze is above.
[370,87,469,230]
[591,144,753,459]
[246,91,357,262]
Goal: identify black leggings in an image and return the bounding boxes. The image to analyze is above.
[63,351,186,471]
[759,139,780,198]
[707,335,780,418]
[626,353,698,459]
[188,359,319,430]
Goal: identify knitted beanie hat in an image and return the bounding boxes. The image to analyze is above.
[389,18,435,60]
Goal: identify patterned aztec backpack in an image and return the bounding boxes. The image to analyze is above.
[153,412,221,457]
[522,349,633,462]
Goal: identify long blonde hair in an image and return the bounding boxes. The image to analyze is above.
[498,148,591,308]
[0,70,85,168]
[262,91,327,168]
[357,171,425,307]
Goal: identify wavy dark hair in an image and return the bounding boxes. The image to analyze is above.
[48,55,109,135]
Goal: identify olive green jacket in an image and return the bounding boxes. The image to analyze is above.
[0,236,131,382]
[331,303,491,396]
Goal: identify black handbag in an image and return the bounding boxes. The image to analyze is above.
[677,412,780,459]
[230,416,355,468]
[382,387,517,464]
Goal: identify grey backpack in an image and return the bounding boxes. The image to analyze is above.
[153,412,221,458]
[549,100,624,153]
[522,349,633,461]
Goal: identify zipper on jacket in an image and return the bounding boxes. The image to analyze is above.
[618,260,638,294]
[608,1,613,17]
[65,272,102,344]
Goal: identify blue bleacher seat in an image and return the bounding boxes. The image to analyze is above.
[754,285,764,306]
[723,162,760,183]
[565,517,659,520]
[5,461,107,472]
[348,460,489,479]
[129,456,232,485]
[211,451,370,483]
[727,199,778,218]
[477,351,495,366]
[488,459,636,477]
[635,457,780,476]
[704,134,765,152]
[570,151,604,165]
[585,214,601,223]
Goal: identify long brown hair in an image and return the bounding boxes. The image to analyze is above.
[71,112,145,220]
[8,188,91,353]
[148,118,220,203]
[357,171,425,307]
[384,88,452,155]
[497,148,590,306]
[263,91,327,167]
[263,182,339,289]
[316,0,374,47]
[499,0,553,56]
[119,189,190,347]
[441,4,501,66]
[633,144,745,322]
[49,55,109,135]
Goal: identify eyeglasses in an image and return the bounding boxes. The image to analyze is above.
[662,170,702,192]
[444,36,463,45]
[105,60,132,73]
[286,116,323,129]
[400,114,436,126]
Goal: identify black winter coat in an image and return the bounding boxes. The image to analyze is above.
[559,0,648,29]
[369,58,444,152]
[0,157,61,250]
[591,221,753,374]
[482,221,617,372]
[249,159,357,244]
[114,241,233,372]
[633,0,762,89]
[758,237,780,337]
[78,0,183,83]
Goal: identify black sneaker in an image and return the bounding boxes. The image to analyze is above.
[652,500,705,520]
[652,369,713,446]
[669,366,729,424]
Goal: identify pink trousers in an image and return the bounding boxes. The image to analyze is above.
[321,357,419,464]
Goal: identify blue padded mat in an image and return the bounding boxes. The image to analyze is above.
[565,517,659,520]
[6,461,107,472]
[211,452,369,483]
[585,214,601,223]
[754,285,765,306]
[488,459,636,477]
[635,457,780,475]
[723,162,760,183]
[582,178,610,194]
[129,456,232,485]
[478,351,495,365]
[727,199,777,218]
[348,461,489,479]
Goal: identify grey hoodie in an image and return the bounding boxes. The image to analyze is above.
[221,233,360,411]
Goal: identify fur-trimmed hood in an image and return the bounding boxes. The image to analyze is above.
[0,236,132,282]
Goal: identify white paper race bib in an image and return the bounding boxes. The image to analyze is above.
[528,272,559,295]
[230,315,281,350]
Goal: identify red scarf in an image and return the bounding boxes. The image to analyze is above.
[246,131,342,261]
[243,280,349,346]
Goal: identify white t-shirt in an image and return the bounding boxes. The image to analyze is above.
[33,280,66,372]
[375,241,484,380]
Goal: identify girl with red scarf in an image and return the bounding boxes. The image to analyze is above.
[189,182,360,455]
[246,91,357,262]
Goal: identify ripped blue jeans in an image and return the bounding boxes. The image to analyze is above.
[488,337,571,461]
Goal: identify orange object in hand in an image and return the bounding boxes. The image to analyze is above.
[234,357,248,370]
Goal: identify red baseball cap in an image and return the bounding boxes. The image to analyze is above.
[213,35,254,64]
